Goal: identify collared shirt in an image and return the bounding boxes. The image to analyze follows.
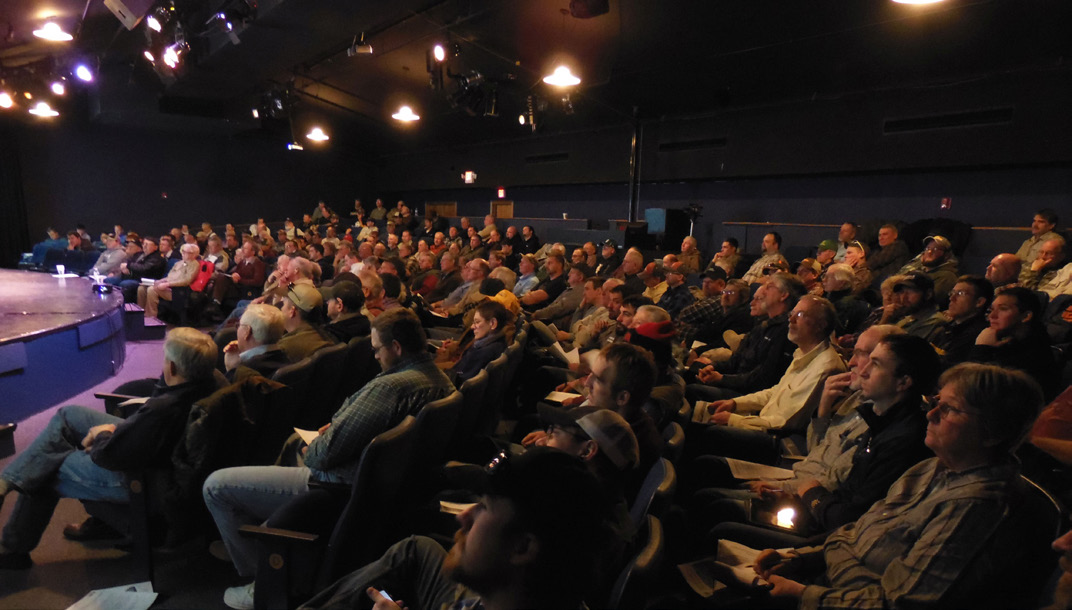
[443,280,475,308]
[676,296,723,346]
[800,457,1024,610]
[643,281,668,303]
[304,353,454,483]
[1021,261,1072,297]
[1016,230,1061,265]
[238,344,273,362]
[741,252,788,284]
[514,273,539,297]
[729,340,846,432]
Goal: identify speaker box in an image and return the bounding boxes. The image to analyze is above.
[662,209,691,249]
[623,222,654,250]
[103,0,154,30]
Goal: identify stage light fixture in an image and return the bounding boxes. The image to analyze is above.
[147,15,162,32]
[51,81,66,95]
[74,64,94,82]
[162,44,184,69]
[286,142,304,151]
[306,126,329,141]
[433,44,446,62]
[392,105,420,122]
[33,22,74,42]
[0,93,13,109]
[518,114,525,125]
[24,92,32,99]
[543,65,580,87]
[29,102,59,117]
[346,33,373,56]
[144,50,155,62]
[251,108,259,118]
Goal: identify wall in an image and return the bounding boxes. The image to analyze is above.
[13,120,376,241]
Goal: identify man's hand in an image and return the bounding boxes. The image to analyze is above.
[697,365,723,385]
[556,330,572,342]
[747,480,780,498]
[521,430,548,447]
[231,272,241,282]
[317,423,331,435]
[223,340,242,372]
[818,372,852,419]
[767,575,806,599]
[709,399,736,414]
[709,411,732,425]
[795,479,823,498]
[754,549,802,581]
[365,587,407,610]
[82,424,117,450]
[251,296,267,305]
[975,327,1007,347]
[593,318,611,332]
[561,395,585,408]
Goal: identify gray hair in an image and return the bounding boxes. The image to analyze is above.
[180,243,200,256]
[240,303,286,345]
[163,327,217,381]
[825,263,856,286]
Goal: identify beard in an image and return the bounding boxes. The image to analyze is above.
[440,529,466,581]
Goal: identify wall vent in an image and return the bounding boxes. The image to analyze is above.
[883,108,1014,134]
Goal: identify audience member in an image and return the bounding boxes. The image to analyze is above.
[657,263,697,317]
[741,232,788,284]
[890,272,946,338]
[222,303,289,380]
[679,236,702,274]
[139,243,200,319]
[709,238,741,277]
[969,285,1060,399]
[1016,208,1061,266]
[927,275,993,367]
[322,281,370,343]
[897,234,959,302]
[277,282,333,362]
[832,222,857,263]
[595,239,622,277]
[867,223,911,282]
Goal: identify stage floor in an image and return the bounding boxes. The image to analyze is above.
[0,270,124,345]
[0,270,126,421]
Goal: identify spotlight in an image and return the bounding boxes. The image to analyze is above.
[33,22,74,42]
[433,44,446,62]
[518,114,525,125]
[0,93,13,109]
[52,81,67,95]
[346,33,373,56]
[251,108,259,118]
[74,64,94,82]
[286,142,304,151]
[392,105,420,122]
[28,102,59,117]
[144,50,155,63]
[24,92,32,99]
[146,15,162,32]
[162,45,183,69]
[306,126,329,141]
[542,65,580,87]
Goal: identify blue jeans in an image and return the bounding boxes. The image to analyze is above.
[298,536,470,610]
[202,465,312,577]
[1,405,127,553]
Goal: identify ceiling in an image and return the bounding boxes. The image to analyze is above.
[1,0,1070,155]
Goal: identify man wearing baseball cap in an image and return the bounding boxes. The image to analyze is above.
[278,282,333,362]
[299,448,613,610]
[657,262,696,317]
[816,239,838,271]
[890,272,946,339]
[639,262,668,302]
[596,239,622,277]
[536,405,640,499]
[896,234,960,303]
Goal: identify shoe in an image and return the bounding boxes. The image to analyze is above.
[63,517,123,541]
[223,582,255,610]
[0,551,32,570]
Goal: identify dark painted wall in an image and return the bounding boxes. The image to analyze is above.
[13,120,375,242]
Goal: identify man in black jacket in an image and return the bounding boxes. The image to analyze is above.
[0,328,219,569]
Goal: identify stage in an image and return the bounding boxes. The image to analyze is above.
[0,270,126,422]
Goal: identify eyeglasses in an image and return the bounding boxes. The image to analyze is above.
[722,290,738,296]
[545,424,589,442]
[949,290,972,298]
[924,395,973,419]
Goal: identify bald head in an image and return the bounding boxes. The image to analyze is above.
[985,253,1021,287]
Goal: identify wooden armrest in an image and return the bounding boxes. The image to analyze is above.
[238,524,319,544]
[94,393,140,401]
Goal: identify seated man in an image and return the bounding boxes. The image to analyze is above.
[897,234,959,303]
[138,242,200,319]
[205,309,455,608]
[1020,237,1070,297]
[300,448,612,610]
[512,254,540,297]
[88,233,127,278]
[691,295,847,465]
[531,264,586,328]
[520,253,567,311]
[685,273,801,404]
[890,272,947,339]
[0,328,219,569]
[822,263,871,335]
[867,223,911,283]
[752,363,1050,609]
[741,232,788,285]
[277,282,334,362]
[322,280,370,343]
[223,303,290,380]
[927,274,993,367]
[657,263,696,317]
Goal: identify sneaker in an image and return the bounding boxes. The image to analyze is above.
[223,582,255,610]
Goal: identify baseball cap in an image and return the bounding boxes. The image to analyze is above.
[797,258,821,274]
[537,405,640,470]
[602,239,618,249]
[638,262,665,281]
[703,266,728,282]
[286,283,324,312]
[321,281,364,310]
[893,271,935,293]
[923,235,952,251]
[817,239,838,253]
[625,320,675,370]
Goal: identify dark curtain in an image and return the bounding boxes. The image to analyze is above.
[0,123,31,268]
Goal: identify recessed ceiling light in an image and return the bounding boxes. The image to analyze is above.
[33,22,74,42]
[51,82,66,95]
[0,93,13,109]
[306,126,329,141]
[392,105,420,122]
[29,102,59,117]
[543,66,580,87]
[433,44,446,62]
[74,64,93,82]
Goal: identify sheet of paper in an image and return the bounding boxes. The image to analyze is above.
[440,500,477,515]
[118,397,151,408]
[544,391,582,404]
[725,458,794,481]
[52,273,80,278]
[428,309,449,318]
[549,342,580,365]
[67,582,156,610]
[547,323,559,335]
[691,341,707,351]
[294,427,319,445]
[140,278,156,286]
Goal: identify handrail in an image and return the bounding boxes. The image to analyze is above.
[723,221,1027,232]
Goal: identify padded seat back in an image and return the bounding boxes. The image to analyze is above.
[629,458,677,526]
[296,342,349,429]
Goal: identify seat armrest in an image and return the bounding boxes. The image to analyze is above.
[238,524,319,544]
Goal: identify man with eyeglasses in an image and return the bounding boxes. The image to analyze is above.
[1019,236,1071,297]
[677,269,751,349]
[927,275,993,367]
[206,309,455,609]
[897,234,960,303]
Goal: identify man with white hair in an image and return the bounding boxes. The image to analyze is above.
[223,303,289,380]
[1019,237,1071,297]
[140,242,201,319]
[0,328,219,569]
[822,263,871,335]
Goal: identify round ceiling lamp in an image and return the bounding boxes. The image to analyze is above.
[33,22,74,42]
[306,126,330,141]
[542,66,580,87]
[29,102,60,117]
[392,105,420,122]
